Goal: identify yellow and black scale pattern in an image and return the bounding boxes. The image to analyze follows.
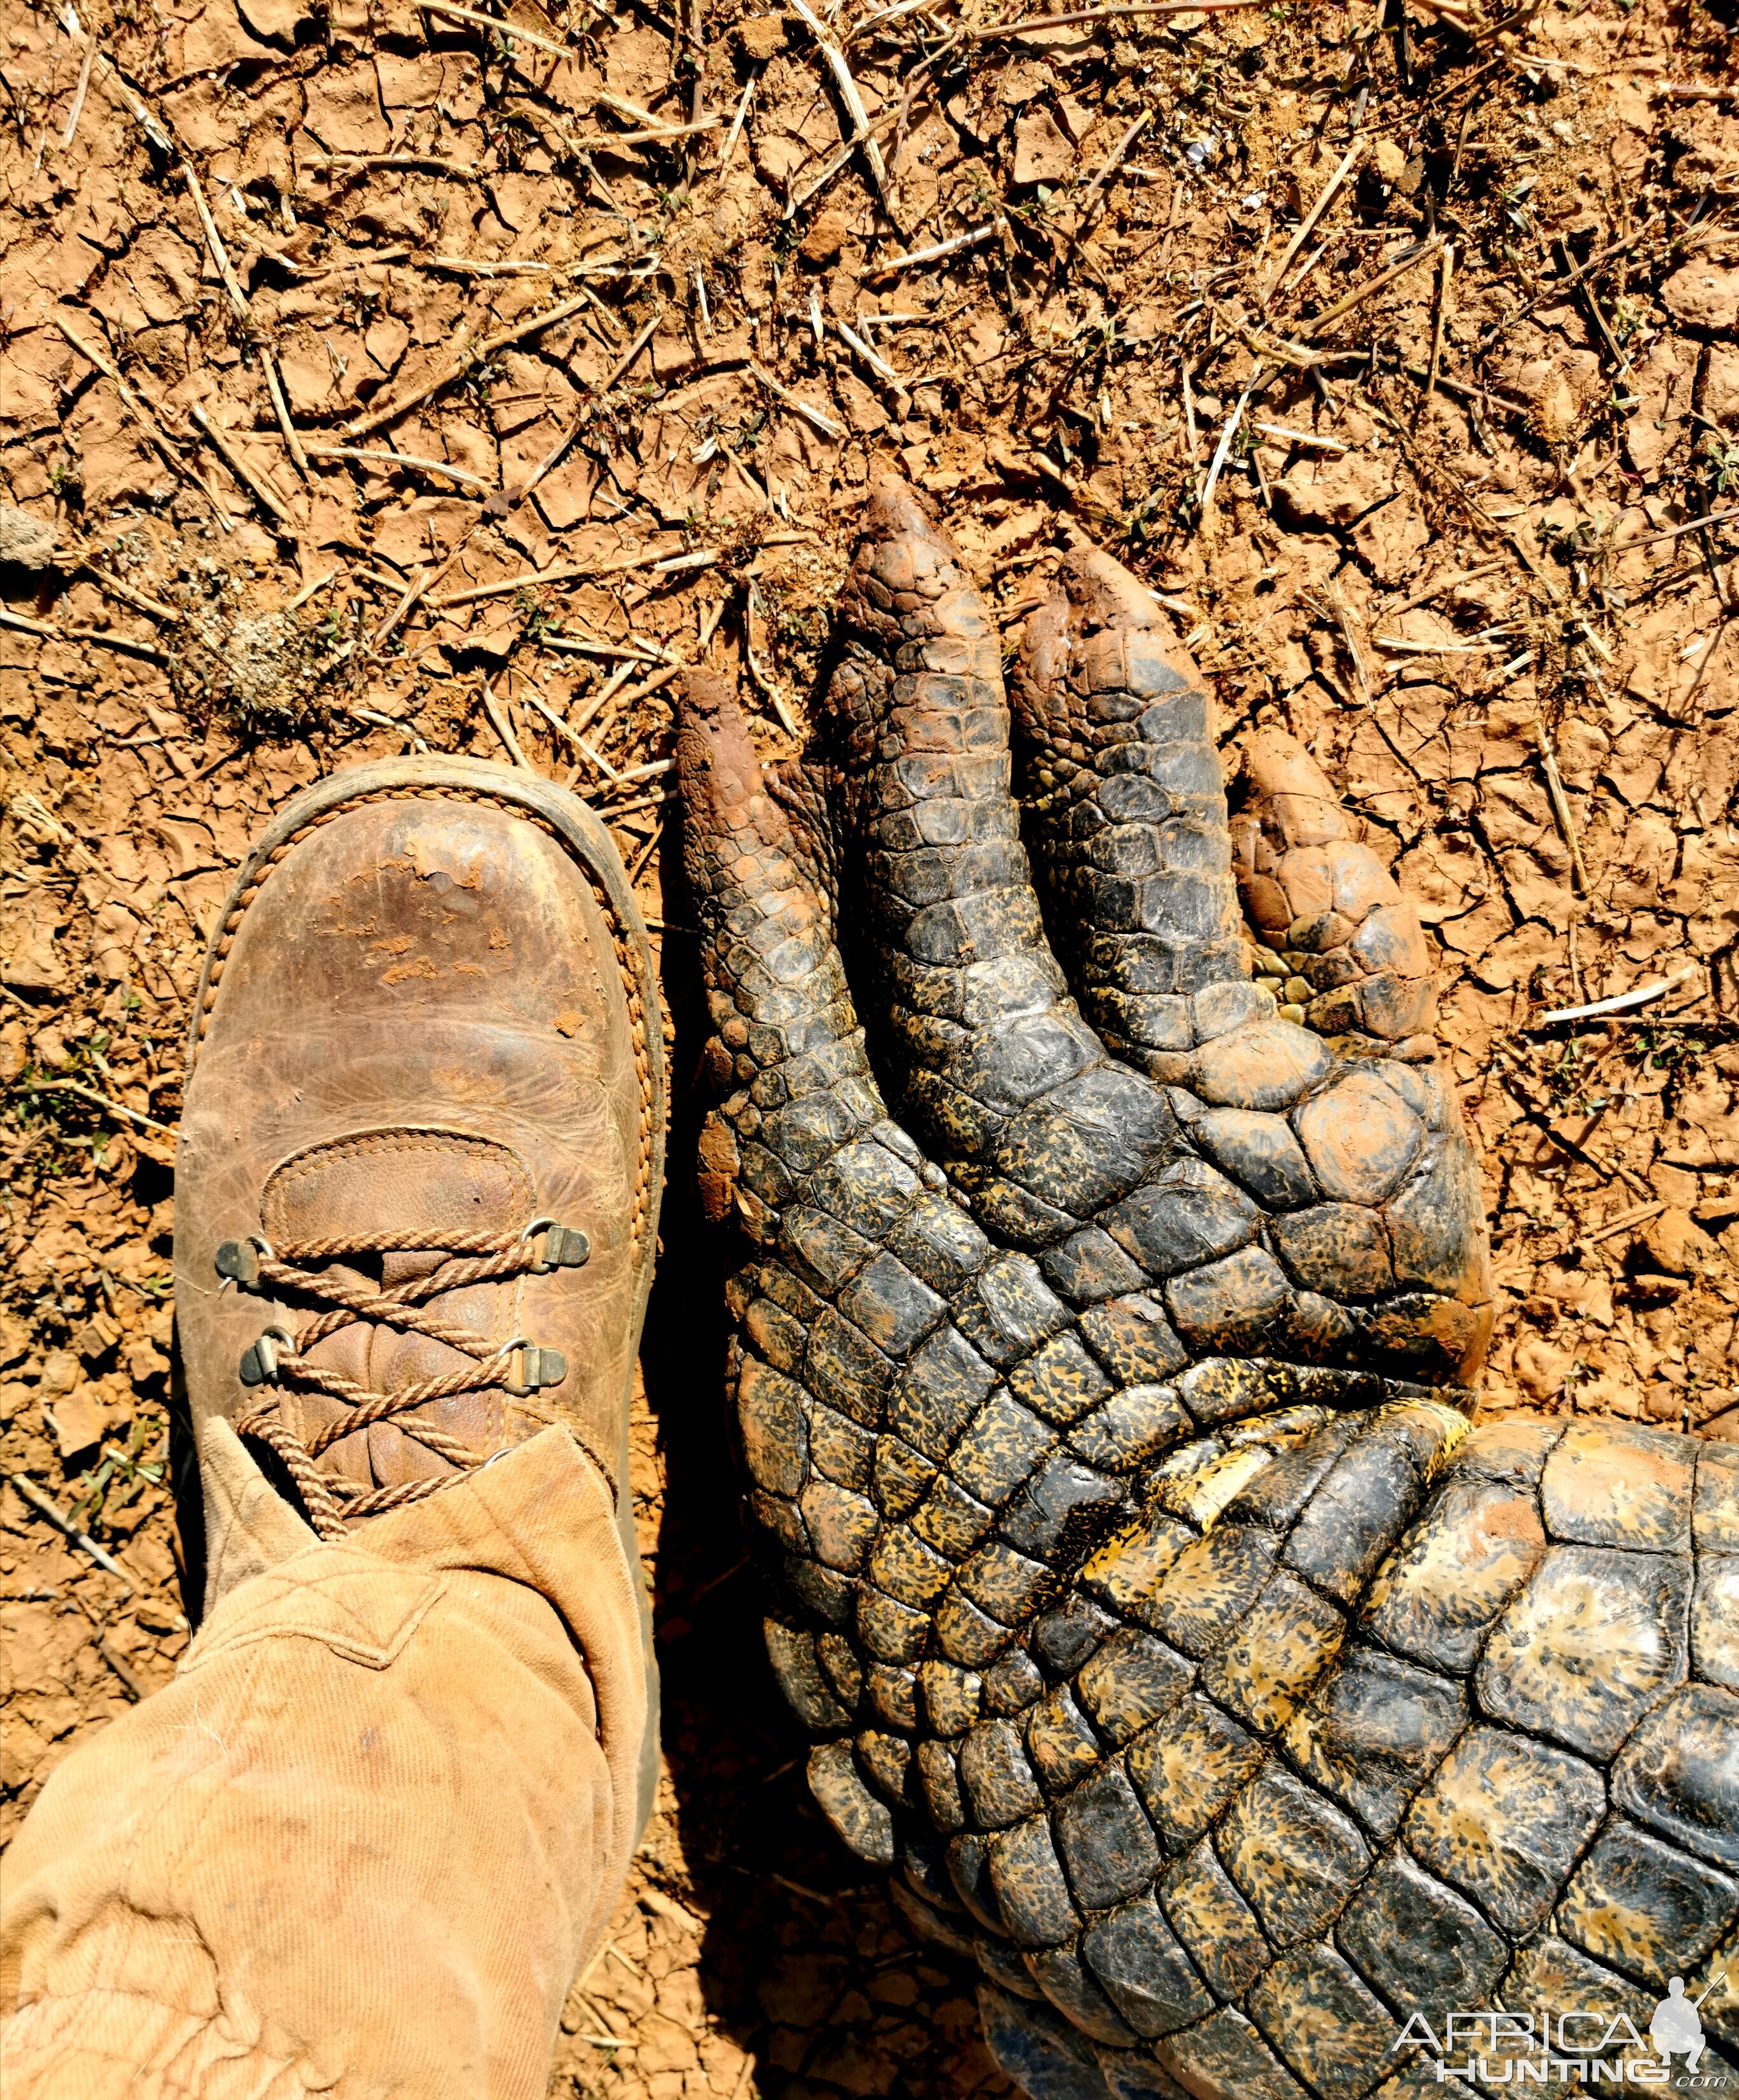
[674,485,1738,2100]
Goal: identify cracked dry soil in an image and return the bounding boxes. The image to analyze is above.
[0,0,1735,2094]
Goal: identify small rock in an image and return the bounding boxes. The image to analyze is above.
[48,1381,109,1459]
[38,1350,79,1397]
[72,1312,119,1364]
[1660,263,1739,333]
[124,1335,170,1385]
[1638,1207,1712,1279]
[0,1020,27,1084]
[737,12,785,58]
[0,503,57,571]
[1273,453,1397,530]
[800,210,852,266]
[1013,107,1074,186]
[1372,139,1408,186]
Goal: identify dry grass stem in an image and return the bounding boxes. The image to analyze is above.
[1200,364,1264,518]
[718,71,757,173]
[6,1473,133,1584]
[1537,966,1700,1026]
[306,153,482,179]
[479,678,533,768]
[344,293,592,439]
[1262,139,1365,307]
[303,443,494,494]
[260,350,311,481]
[190,406,296,526]
[418,0,578,61]
[59,32,95,149]
[835,319,897,383]
[570,118,722,146]
[182,163,249,317]
[1417,242,1454,428]
[53,317,226,521]
[749,363,843,440]
[1253,421,1347,453]
[0,607,165,662]
[1295,236,1445,341]
[866,219,1005,280]
[976,0,1285,34]
[787,0,890,207]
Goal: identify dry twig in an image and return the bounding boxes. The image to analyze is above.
[345,293,592,439]
[867,219,1006,280]
[788,0,890,208]
[1262,139,1363,308]
[5,1473,133,1585]
[1536,966,1700,1026]
[183,163,249,317]
[191,406,296,527]
[0,607,166,662]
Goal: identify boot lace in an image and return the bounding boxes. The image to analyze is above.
[217,1221,589,1540]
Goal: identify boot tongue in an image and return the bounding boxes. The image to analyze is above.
[261,1128,536,1253]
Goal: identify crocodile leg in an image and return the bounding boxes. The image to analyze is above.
[674,488,1739,2100]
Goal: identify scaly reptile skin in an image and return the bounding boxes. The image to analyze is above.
[674,483,1738,2100]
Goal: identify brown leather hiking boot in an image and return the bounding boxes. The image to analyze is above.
[174,756,665,1587]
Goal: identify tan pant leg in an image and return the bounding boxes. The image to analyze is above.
[0,1424,649,2100]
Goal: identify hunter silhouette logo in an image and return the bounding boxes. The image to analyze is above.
[1652,1979,1724,2081]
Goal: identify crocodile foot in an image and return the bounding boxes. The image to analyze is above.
[675,484,1738,2100]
